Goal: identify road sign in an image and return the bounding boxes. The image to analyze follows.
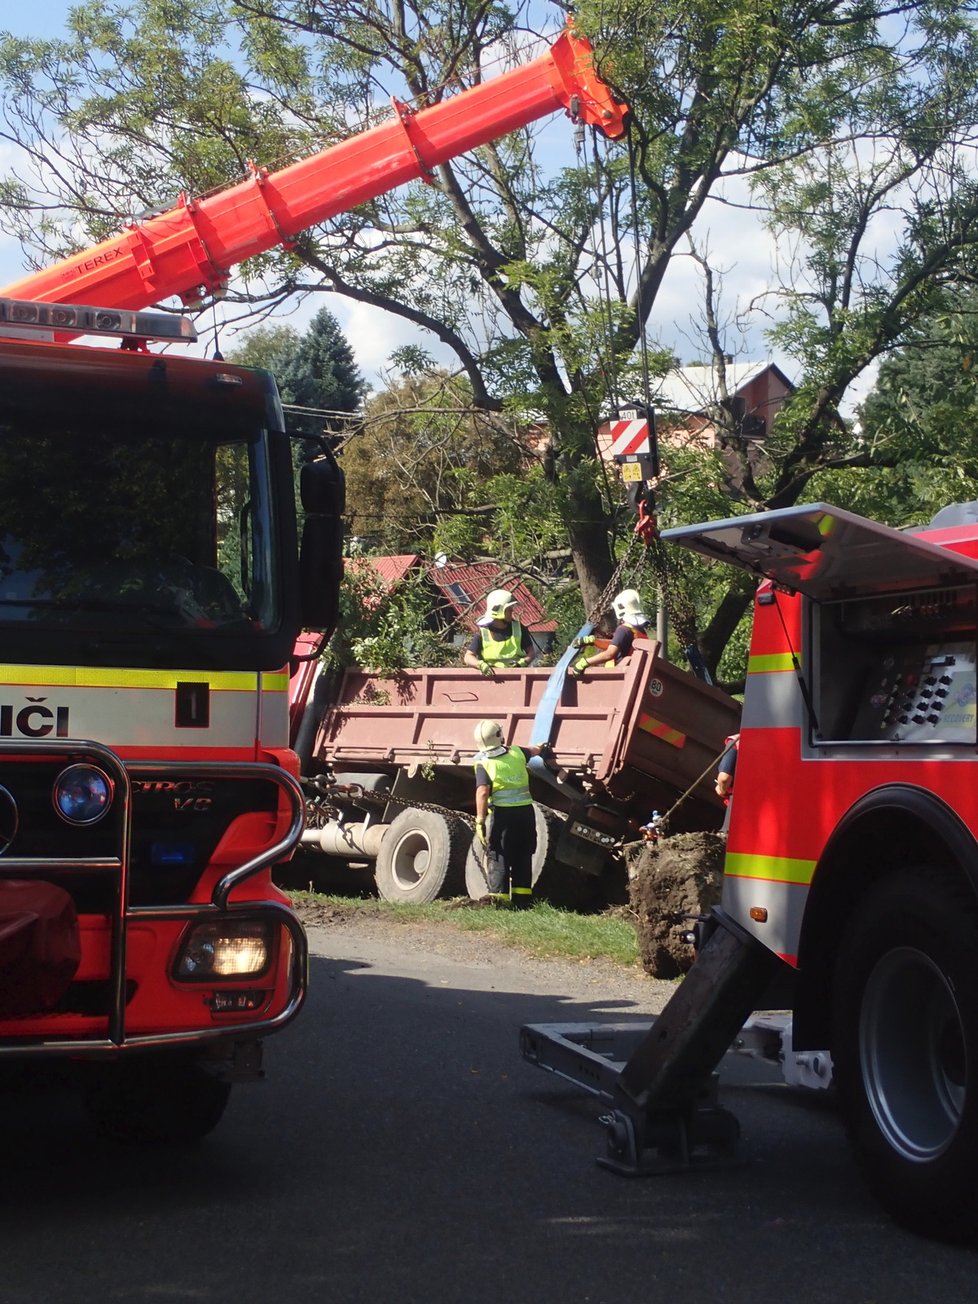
[608,418,650,458]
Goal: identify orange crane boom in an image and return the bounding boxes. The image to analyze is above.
[1,28,625,313]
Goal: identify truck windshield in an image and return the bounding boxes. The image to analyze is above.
[0,362,282,660]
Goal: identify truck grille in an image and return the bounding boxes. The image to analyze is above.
[0,759,278,908]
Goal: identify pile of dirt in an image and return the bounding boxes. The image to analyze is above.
[626,831,727,978]
[290,898,368,930]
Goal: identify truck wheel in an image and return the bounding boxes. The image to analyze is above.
[464,804,592,909]
[374,807,467,904]
[832,866,978,1241]
[83,1056,232,1144]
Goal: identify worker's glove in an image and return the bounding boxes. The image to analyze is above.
[568,655,589,680]
[536,742,555,761]
[514,656,529,667]
[571,635,596,649]
[474,818,487,847]
[477,660,495,678]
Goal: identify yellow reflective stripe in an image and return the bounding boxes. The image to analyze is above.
[512,887,533,896]
[0,665,286,692]
[747,652,797,674]
[637,713,687,748]
[726,851,816,885]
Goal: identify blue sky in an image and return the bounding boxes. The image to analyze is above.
[2,1,73,39]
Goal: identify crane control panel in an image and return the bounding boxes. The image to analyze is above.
[849,642,976,743]
[813,584,978,746]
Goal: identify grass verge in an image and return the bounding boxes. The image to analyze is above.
[289,891,643,969]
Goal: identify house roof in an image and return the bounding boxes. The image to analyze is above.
[429,561,557,633]
[345,553,421,588]
[345,555,558,634]
[653,360,795,416]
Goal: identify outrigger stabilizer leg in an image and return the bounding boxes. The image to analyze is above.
[520,912,782,1175]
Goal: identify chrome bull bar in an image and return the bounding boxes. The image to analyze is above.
[0,738,307,1057]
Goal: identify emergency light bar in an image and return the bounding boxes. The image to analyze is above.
[0,297,198,343]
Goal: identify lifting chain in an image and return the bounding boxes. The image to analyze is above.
[306,775,479,828]
[645,535,698,650]
[585,529,651,629]
[583,513,699,654]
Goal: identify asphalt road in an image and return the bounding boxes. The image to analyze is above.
[0,917,976,1303]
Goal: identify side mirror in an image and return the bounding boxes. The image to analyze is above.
[299,450,345,634]
[300,516,343,633]
[300,451,345,515]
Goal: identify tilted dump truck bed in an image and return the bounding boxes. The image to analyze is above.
[313,642,740,830]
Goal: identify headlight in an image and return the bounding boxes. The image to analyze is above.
[53,764,114,825]
[174,919,272,980]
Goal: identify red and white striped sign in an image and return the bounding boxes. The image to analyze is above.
[608,418,650,457]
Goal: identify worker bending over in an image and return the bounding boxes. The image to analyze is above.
[472,719,553,908]
[463,588,538,676]
[568,588,650,679]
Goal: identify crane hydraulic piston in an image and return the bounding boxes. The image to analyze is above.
[0,28,626,314]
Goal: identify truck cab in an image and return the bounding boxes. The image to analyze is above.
[0,299,343,1141]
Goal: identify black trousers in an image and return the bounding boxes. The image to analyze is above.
[486,804,536,895]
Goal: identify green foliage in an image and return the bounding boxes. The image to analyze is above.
[224,324,302,376]
[323,564,456,673]
[226,310,364,413]
[810,293,978,526]
[342,370,524,554]
[273,307,365,412]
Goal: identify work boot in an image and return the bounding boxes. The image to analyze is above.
[510,889,534,910]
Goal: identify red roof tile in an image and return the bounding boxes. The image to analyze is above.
[430,562,557,633]
[345,554,421,588]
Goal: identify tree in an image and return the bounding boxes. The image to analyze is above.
[222,323,302,378]
[340,370,526,552]
[849,291,978,522]
[4,0,978,677]
[225,312,364,413]
[272,307,364,413]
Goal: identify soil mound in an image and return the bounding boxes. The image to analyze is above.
[626,831,726,978]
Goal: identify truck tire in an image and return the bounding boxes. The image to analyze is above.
[464,804,592,909]
[832,865,978,1241]
[83,1056,231,1144]
[374,807,468,904]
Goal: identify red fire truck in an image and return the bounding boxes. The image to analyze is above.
[523,499,978,1241]
[0,298,337,1141]
[0,27,624,1140]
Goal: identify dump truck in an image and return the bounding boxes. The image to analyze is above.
[293,642,741,905]
[522,499,978,1243]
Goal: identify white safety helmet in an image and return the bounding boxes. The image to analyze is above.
[473,719,505,752]
[477,588,517,627]
[613,588,650,627]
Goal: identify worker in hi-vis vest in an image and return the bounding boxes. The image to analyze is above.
[463,588,538,676]
[472,720,554,908]
[568,588,651,679]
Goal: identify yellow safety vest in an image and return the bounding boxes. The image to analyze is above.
[474,746,531,807]
[480,620,525,665]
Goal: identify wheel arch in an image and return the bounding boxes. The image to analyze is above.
[793,783,978,1050]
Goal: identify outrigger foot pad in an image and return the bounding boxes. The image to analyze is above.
[598,1080,742,1176]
